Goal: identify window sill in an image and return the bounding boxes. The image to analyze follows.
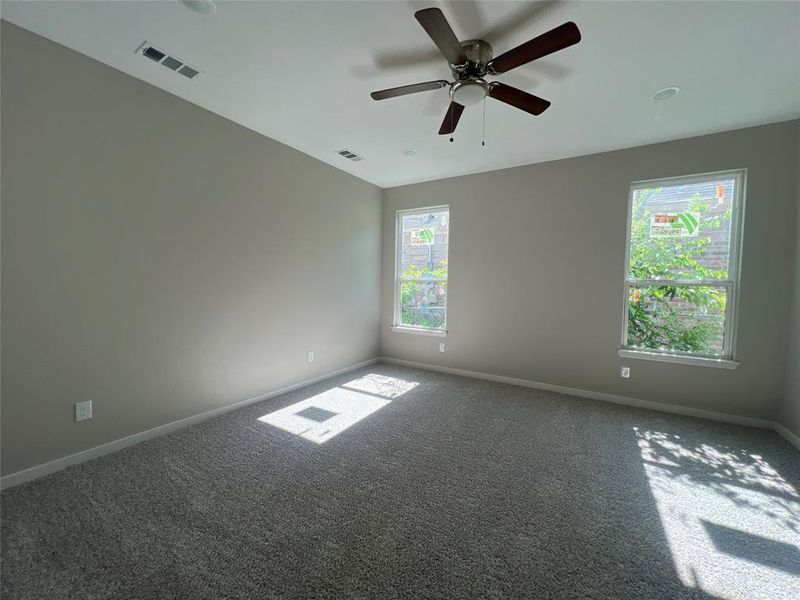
[618,348,739,370]
[391,326,447,338]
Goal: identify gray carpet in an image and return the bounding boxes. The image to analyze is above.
[2,363,799,599]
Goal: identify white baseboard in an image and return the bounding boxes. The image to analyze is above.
[4,355,796,491]
[0,358,380,491]
[774,423,800,452]
[380,357,800,447]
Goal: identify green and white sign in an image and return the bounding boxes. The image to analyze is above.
[410,228,435,246]
[650,213,700,238]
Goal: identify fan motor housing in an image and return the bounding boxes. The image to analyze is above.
[453,39,493,78]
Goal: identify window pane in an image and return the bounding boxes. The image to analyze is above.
[629,177,736,280]
[400,281,447,329]
[626,285,728,356]
[400,210,449,279]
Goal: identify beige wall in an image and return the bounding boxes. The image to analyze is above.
[1,22,382,475]
[382,120,800,422]
[780,134,800,439]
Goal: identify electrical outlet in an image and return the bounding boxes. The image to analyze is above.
[307,351,314,363]
[439,343,446,353]
[75,400,92,422]
[620,366,631,379]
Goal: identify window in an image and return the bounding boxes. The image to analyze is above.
[394,206,449,334]
[620,170,745,366]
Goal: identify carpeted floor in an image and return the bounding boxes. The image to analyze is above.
[2,363,799,599]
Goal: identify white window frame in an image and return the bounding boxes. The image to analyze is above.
[619,169,746,369]
[392,205,449,337]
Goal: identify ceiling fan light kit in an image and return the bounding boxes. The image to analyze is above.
[450,79,488,106]
[371,7,581,140]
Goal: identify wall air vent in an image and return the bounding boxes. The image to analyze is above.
[135,42,204,80]
[336,149,364,162]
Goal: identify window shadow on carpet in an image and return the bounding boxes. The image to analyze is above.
[702,520,800,576]
[634,425,800,598]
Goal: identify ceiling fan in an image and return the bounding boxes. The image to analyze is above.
[371,7,581,138]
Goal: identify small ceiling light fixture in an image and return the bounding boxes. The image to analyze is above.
[402,148,418,157]
[651,86,680,102]
[182,0,217,16]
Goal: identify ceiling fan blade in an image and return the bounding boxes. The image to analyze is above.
[489,21,581,74]
[488,83,551,116]
[371,80,449,101]
[415,8,467,66]
[438,102,465,135]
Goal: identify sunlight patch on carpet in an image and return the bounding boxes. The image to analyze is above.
[341,373,419,399]
[259,374,418,443]
[635,427,800,599]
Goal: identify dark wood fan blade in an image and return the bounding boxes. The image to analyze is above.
[371,80,449,101]
[488,83,551,116]
[489,22,581,74]
[438,102,465,135]
[415,8,467,66]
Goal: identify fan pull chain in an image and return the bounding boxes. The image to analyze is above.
[481,97,486,147]
[449,102,455,143]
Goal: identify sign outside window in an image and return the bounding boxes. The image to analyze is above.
[409,228,435,246]
[649,213,700,238]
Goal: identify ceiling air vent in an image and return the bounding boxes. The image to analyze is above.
[135,42,204,80]
[143,46,166,62]
[336,149,364,162]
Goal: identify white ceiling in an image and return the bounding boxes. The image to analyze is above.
[2,0,799,188]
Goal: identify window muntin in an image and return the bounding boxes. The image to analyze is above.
[622,171,744,359]
[395,207,449,331]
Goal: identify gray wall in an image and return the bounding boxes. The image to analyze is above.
[382,120,800,422]
[1,22,382,476]
[780,138,800,439]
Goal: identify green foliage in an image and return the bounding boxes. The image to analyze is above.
[401,261,448,282]
[627,189,729,355]
[400,261,447,329]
